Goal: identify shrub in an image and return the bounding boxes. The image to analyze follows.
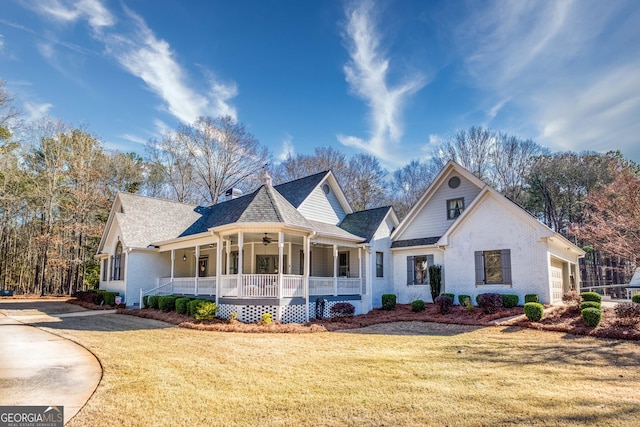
[434,295,453,314]
[458,294,471,306]
[580,301,601,310]
[562,291,582,307]
[581,307,602,327]
[142,295,149,308]
[330,302,356,317]
[440,293,455,300]
[148,295,160,310]
[581,292,602,303]
[477,293,503,314]
[75,291,101,305]
[228,312,238,322]
[195,301,218,321]
[100,291,119,306]
[614,302,640,325]
[261,313,273,324]
[632,293,640,304]
[524,302,544,322]
[411,299,425,312]
[158,295,177,312]
[502,294,519,308]
[188,299,209,317]
[175,297,190,314]
[524,294,539,304]
[429,264,442,302]
[381,294,396,310]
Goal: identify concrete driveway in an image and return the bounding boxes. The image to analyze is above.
[0,299,105,424]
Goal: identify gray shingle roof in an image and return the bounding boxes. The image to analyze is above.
[117,193,202,248]
[308,220,365,242]
[274,171,328,208]
[339,206,392,243]
[391,237,440,248]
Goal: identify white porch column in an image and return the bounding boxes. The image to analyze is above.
[225,237,231,274]
[238,232,244,296]
[215,234,221,305]
[194,246,200,296]
[359,247,363,295]
[304,235,311,322]
[170,249,175,281]
[333,244,338,296]
[277,231,284,299]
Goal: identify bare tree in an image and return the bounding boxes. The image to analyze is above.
[343,153,389,211]
[431,126,494,180]
[389,159,438,219]
[272,146,349,185]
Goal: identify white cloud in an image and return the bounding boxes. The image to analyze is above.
[278,134,295,161]
[450,0,640,161]
[33,0,115,30]
[337,0,426,166]
[23,101,53,121]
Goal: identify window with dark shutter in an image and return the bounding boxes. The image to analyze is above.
[475,249,512,285]
[406,256,414,285]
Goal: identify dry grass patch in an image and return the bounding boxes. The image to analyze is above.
[36,314,640,427]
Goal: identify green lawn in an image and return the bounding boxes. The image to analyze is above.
[39,314,640,426]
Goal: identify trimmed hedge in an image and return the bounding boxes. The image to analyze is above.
[175,297,190,314]
[158,295,178,312]
[434,295,453,314]
[477,293,503,314]
[411,299,425,312]
[580,301,601,310]
[440,293,455,300]
[188,299,207,317]
[458,294,472,307]
[582,307,602,327]
[524,294,539,304]
[502,294,519,308]
[100,291,120,306]
[75,291,101,305]
[330,302,356,317]
[381,294,396,310]
[632,293,640,304]
[524,302,544,322]
[148,295,160,310]
[195,301,218,321]
[581,292,602,303]
[142,295,149,308]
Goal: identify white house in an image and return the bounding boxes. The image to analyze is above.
[390,160,585,305]
[97,161,585,322]
[96,170,398,323]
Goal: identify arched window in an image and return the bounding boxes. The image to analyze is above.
[111,242,125,281]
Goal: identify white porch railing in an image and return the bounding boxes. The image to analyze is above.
[282,275,304,298]
[309,277,334,295]
[156,277,217,296]
[242,274,279,297]
[338,278,360,295]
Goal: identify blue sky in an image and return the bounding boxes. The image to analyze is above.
[1,0,639,169]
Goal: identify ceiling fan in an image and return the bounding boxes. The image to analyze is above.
[262,233,272,245]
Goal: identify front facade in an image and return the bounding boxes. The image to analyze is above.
[97,170,398,322]
[97,162,585,323]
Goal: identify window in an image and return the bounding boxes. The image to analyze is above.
[475,249,512,285]
[376,252,384,277]
[198,257,208,277]
[338,251,349,277]
[447,198,465,220]
[406,255,434,285]
[111,242,124,281]
[102,259,108,282]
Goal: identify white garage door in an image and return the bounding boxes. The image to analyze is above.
[550,264,563,303]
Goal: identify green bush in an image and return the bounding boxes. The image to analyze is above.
[632,293,640,304]
[524,294,539,304]
[142,295,149,308]
[195,301,218,321]
[524,302,544,322]
[175,297,190,314]
[158,295,177,312]
[458,294,472,306]
[581,292,602,303]
[502,294,519,308]
[188,299,207,317]
[411,299,425,312]
[381,294,396,310]
[440,293,455,300]
[582,307,602,327]
[100,291,119,306]
[148,295,160,309]
[261,313,272,324]
[580,301,601,310]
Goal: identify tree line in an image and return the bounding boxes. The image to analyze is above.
[1,80,638,294]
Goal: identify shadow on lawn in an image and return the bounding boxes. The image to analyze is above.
[30,313,174,332]
[340,321,483,336]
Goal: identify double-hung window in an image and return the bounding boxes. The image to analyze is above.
[376,252,384,277]
[447,198,465,220]
[475,249,512,285]
[406,255,434,285]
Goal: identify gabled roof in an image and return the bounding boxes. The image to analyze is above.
[339,206,396,243]
[308,220,365,242]
[274,171,329,208]
[179,184,312,237]
[107,193,201,249]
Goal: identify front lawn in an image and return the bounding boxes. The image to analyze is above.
[39,314,640,427]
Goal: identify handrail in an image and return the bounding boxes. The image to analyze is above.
[139,281,173,309]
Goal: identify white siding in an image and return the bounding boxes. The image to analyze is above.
[298,184,346,224]
[443,195,551,304]
[396,173,482,241]
[369,216,395,308]
[120,251,171,307]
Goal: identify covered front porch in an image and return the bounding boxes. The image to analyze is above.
[142,228,367,304]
